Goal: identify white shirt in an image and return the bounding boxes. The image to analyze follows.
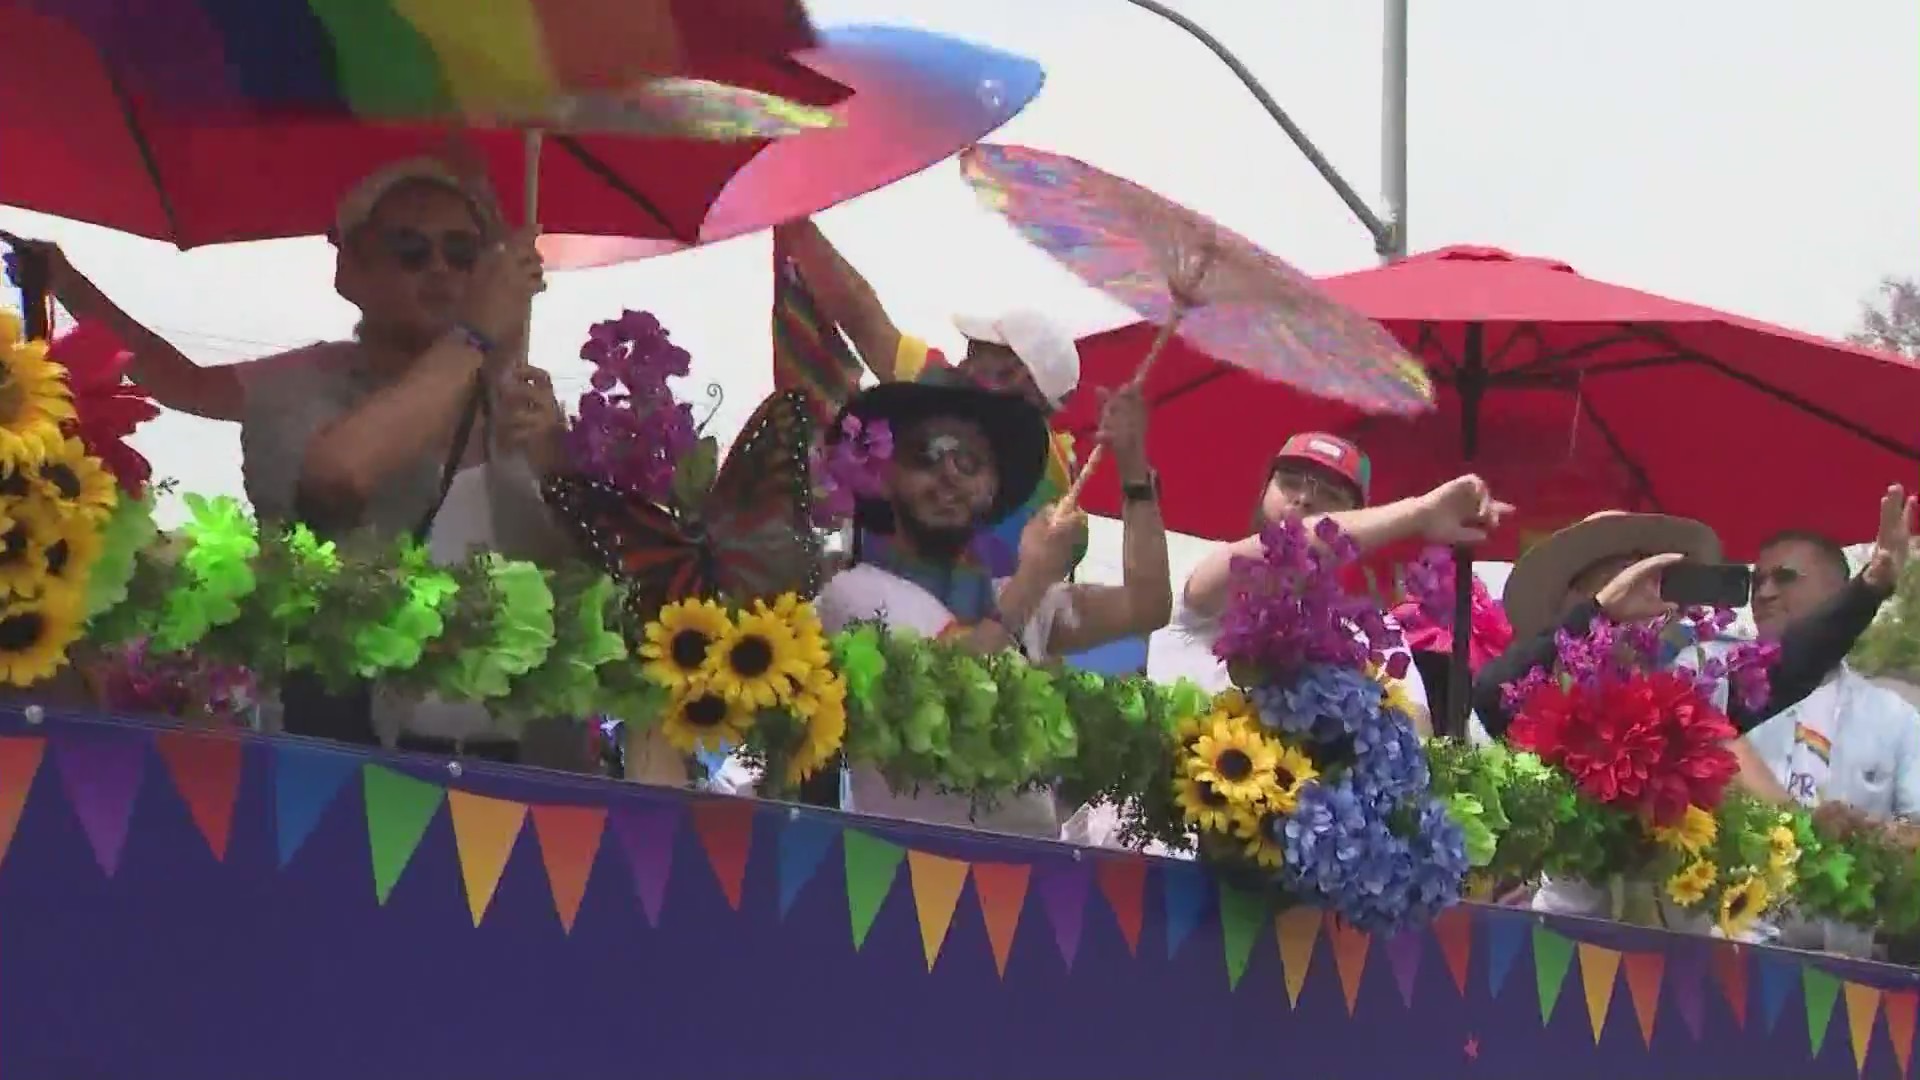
[815,563,1080,838]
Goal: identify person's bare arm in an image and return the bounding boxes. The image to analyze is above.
[774,219,904,379]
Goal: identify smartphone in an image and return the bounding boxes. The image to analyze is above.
[1660,561,1753,609]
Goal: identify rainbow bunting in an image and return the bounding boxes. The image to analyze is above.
[771,238,866,427]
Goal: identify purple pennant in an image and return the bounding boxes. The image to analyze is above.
[1671,944,1708,1040]
[1484,912,1527,999]
[1038,861,1092,970]
[611,804,681,927]
[53,732,148,878]
[1385,928,1425,1007]
[1162,862,1212,959]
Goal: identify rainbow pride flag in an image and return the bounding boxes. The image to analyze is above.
[771,235,865,427]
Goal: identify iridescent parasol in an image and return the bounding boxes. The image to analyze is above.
[958,143,1433,506]
[483,78,837,139]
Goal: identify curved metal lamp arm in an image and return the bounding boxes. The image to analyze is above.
[1114,0,1399,258]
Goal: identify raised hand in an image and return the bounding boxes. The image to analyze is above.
[1863,484,1915,590]
[1416,474,1514,544]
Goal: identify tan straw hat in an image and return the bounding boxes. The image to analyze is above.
[1501,511,1722,641]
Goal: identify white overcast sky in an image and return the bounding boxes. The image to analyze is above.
[3,0,1914,594]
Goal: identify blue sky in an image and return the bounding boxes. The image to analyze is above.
[2,0,1914,591]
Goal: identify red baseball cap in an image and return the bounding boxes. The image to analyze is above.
[1273,432,1371,505]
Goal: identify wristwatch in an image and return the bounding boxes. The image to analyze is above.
[1121,470,1160,505]
[449,322,497,357]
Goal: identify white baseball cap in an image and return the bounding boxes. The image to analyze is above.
[332,158,486,243]
[952,309,1081,410]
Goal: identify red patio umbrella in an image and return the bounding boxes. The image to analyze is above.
[1061,245,1920,734]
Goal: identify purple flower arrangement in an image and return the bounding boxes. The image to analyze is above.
[563,310,698,503]
[1180,515,1464,934]
[1499,606,1779,717]
[810,414,893,529]
[97,638,256,725]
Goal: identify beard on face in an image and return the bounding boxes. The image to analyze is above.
[894,501,978,562]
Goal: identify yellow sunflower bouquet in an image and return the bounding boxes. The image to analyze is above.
[0,313,113,688]
[1649,796,1798,938]
[1173,692,1319,870]
[637,592,846,793]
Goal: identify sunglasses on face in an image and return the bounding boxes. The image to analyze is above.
[1752,566,1803,595]
[902,433,989,478]
[1271,467,1357,512]
[377,227,483,273]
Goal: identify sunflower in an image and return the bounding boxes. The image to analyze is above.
[783,667,848,787]
[0,498,59,599]
[705,607,810,708]
[1235,807,1286,869]
[40,498,102,596]
[0,314,73,468]
[638,598,733,691]
[1652,805,1718,855]
[1174,774,1238,834]
[1666,858,1717,906]
[1718,873,1770,937]
[1186,716,1282,808]
[658,680,753,753]
[761,592,831,670]
[1267,743,1319,814]
[1767,825,1799,872]
[34,439,117,522]
[0,589,82,687]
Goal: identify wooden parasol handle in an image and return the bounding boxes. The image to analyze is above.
[1053,308,1186,521]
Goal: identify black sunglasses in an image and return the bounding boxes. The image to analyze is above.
[378,227,483,273]
[902,433,990,478]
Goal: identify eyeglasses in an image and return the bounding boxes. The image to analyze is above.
[902,433,989,478]
[378,227,483,273]
[1752,566,1803,595]
[1271,466,1358,511]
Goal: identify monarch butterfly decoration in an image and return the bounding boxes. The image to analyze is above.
[542,389,825,619]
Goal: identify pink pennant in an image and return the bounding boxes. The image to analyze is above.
[54,734,147,877]
[1038,861,1091,970]
[1385,929,1424,1007]
[611,804,680,926]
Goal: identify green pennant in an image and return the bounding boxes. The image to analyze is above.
[1803,966,1841,1057]
[1533,926,1575,1025]
[843,831,905,950]
[1219,886,1266,990]
[363,766,448,905]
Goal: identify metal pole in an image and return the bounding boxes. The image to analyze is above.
[1116,0,1395,257]
[1380,0,1409,262]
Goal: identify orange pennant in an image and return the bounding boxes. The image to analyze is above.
[1622,952,1665,1048]
[1844,981,1882,1075]
[1711,944,1748,1028]
[0,736,45,870]
[690,799,755,910]
[1577,944,1622,1043]
[1095,857,1146,956]
[532,804,607,933]
[1327,915,1371,1016]
[445,790,528,926]
[1275,906,1322,1007]
[1432,907,1472,995]
[905,850,970,971]
[1884,990,1917,1077]
[972,862,1031,977]
[154,730,243,861]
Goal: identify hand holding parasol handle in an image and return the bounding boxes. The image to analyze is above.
[1055,310,1186,519]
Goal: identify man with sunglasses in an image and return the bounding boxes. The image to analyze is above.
[814,369,1172,836]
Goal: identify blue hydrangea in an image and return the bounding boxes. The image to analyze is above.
[1349,707,1430,808]
[1275,781,1466,934]
[1251,664,1383,746]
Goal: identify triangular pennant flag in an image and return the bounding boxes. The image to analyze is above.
[1328,916,1371,1016]
[1843,981,1881,1074]
[1884,989,1917,1077]
[1385,929,1425,1007]
[843,830,904,950]
[1275,906,1322,1008]
[1712,944,1749,1028]
[1485,914,1527,999]
[1804,966,1842,1058]
[972,862,1031,977]
[777,814,840,918]
[1163,862,1211,958]
[0,736,45,870]
[1622,952,1665,1048]
[532,804,606,933]
[1218,886,1265,990]
[1756,952,1799,1032]
[1095,857,1146,956]
[273,744,359,867]
[1038,861,1091,970]
[54,732,147,877]
[1432,907,1472,995]
[445,790,528,926]
[905,850,969,971]
[690,799,754,910]
[611,804,680,926]
[1532,927,1575,1026]
[362,765,446,905]
[154,731,243,861]
[1672,947,1707,1041]
[1577,943,1622,1043]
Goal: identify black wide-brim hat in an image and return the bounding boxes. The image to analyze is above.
[832,369,1052,535]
